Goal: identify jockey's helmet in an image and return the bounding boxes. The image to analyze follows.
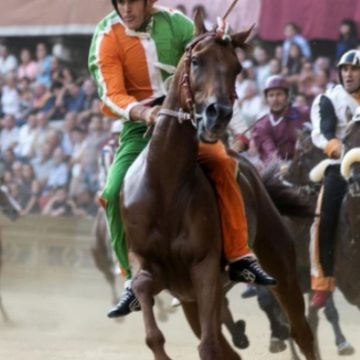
[337,49,360,69]
[337,49,360,88]
[263,75,289,95]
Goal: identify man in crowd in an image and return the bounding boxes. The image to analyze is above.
[89,0,276,318]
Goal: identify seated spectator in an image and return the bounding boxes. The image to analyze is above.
[252,75,310,163]
[0,45,18,77]
[269,58,282,76]
[31,142,54,186]
[282,22,311,66]
[42,186,73,217]
[35,42,52,87]
[284,42,305,77]
[15,113,38,160]
[31,112,50,155]
[18,162,41,215]
[0,114,19,153]
[45,147,69,190]
[336,19,358,61]
[1,148,16,171]
[63,79,86,113]
[17,48,38,81]
[18,81,34,124]
[77,78,98,122]
[32,82,52,113]
[61,112,77,156]
[1,72,20,118]
[45,81,68,120]
[70,188,98,218]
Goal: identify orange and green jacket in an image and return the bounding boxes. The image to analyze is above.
[88,6,194,121]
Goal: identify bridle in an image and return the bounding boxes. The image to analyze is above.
[158,31,234,129]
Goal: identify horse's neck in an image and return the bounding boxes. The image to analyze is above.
[147,94,198,189]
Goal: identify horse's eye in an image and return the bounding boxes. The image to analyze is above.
[191,57,200,68]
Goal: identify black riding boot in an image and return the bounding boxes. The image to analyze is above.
[107,286,141,318]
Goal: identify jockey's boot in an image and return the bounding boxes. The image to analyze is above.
[107,287,141,318]
[310,290,331,309]
[229,256,277,286]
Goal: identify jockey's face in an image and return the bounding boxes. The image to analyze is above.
[116,0,154,30]
[341,64,360,94]
[265,88,289,114]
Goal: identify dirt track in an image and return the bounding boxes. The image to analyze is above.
[0,268,359,360]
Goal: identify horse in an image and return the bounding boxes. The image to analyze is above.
[255,126,355,358]
[0,184,21,322]
[121,14,316,360]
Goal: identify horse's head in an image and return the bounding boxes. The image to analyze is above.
[286,124,326,185]
[176,12,253,143]
[341,110,360,186]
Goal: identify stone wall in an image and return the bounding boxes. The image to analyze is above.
[1,215,96,275]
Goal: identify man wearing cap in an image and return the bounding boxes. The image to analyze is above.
[309,49,360,308]
[89,0,276,318]
[252,75,310,163]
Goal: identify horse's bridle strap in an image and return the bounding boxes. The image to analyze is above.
[158,109,198,128]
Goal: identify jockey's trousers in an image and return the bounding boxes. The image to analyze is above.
[310,164,347,291]
[100,121,251,280]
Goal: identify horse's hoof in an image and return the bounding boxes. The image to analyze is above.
[338,341,355,356]
[232,320,249,349]
[269,337,287,353]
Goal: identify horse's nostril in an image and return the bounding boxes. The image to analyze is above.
[205,104,217,118]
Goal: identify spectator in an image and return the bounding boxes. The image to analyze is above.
[61,112,77,156]
[17,48,38,81]
[32,82,52,113]
[0,114,19,153]
[63,79,86,113]
[284,42,305,76]
[70,188,98,218]
[252,75,309,163]
[45,81,67,120]
[42,186,73,217]
[31,112,50,154]
[176,4,187,16]
[336,19,358,61]
[35,42,52,87]
[0,45,18,77]
[18,162,41,215]
[18,79,34,123]
[192,5,213,31]
[1,72,21,118]
[31,142,54,186]
[282,22,311,66]
[45,147,69,190]
[15,113,38,160]
[253,45,271,91]
[1,148,16,171]
[269,58,282,76]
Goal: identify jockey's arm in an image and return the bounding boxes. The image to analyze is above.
[317,95,342,159]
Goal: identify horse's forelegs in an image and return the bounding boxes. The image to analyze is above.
[182,301,241,360]
[191,260,240,360]
[132,270,171,360]
[323,294,355,355]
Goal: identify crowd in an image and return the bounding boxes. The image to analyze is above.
[0,3,359,219]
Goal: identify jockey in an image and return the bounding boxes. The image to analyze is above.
[89,0,276,319]
[252,75,310,163]
[309,49,360,308]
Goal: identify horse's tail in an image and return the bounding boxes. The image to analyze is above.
[260,162,315,218]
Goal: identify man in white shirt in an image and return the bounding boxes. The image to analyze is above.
[0,45,18,77]
[0,114,19,154]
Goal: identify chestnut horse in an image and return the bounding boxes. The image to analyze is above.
[121,16,316,360]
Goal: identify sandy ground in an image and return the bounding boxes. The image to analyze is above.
[0,268,359,360]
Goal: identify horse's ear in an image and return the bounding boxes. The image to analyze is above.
[193,9,207,35]
[231,24,255,51]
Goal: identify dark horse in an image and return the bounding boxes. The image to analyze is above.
[0,184,21,322]
[259,126,355,358]
[121,16,316,360]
